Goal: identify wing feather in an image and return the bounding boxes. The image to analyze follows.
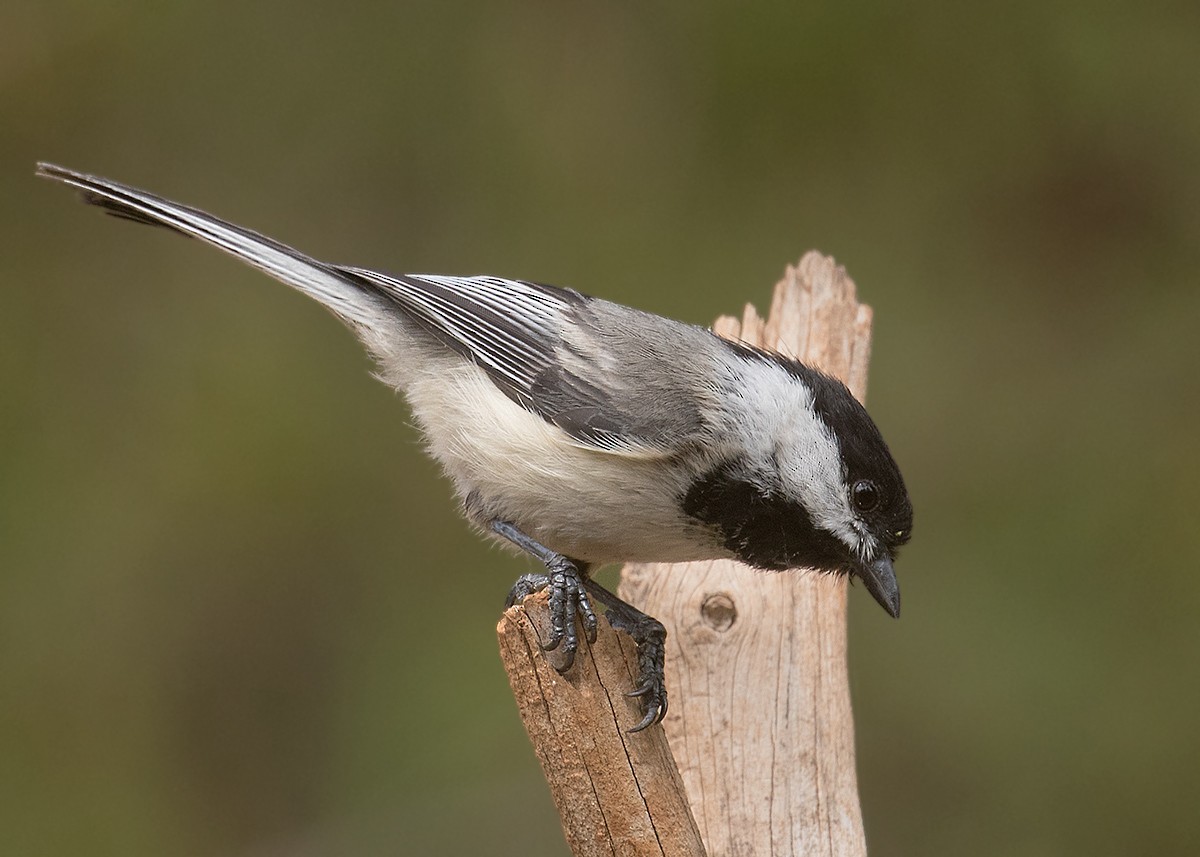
[337,267,706,456]
[338,267,577,409]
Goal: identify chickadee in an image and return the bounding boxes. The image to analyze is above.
[38,163,913,732]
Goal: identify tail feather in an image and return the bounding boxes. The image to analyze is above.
[36,163,388,330]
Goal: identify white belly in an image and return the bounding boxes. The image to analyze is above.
[393,355,718,565]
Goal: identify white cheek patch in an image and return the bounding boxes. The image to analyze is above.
[725,357,870,559]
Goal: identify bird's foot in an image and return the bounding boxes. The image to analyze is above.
[491,519,664,731]
[583,580,668,733]
[504,558,598,671]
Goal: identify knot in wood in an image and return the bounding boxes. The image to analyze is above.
[700,592,737,631]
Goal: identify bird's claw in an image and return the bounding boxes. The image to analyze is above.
[605,609,668,732]
[504,573,548,609]
[505,559,597,672]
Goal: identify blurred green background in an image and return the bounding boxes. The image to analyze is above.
[3,1,1198,855]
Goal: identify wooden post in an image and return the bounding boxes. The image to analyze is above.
[499,252,874,857]
[497,597,708,857]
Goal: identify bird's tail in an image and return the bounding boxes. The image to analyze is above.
[36,163,389,331]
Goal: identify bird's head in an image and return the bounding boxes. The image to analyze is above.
[771,365,912,617]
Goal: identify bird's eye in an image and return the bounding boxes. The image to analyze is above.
[851,480,880,513]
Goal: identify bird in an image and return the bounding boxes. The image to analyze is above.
[37,163,913,732]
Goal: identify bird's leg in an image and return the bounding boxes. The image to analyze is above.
[582,580,668,732]
[490,520,667,732]
[491,520,598,671]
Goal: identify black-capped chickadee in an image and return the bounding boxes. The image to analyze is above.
[38,163,913,732]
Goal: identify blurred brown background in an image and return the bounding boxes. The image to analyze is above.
[3,2,1198,855]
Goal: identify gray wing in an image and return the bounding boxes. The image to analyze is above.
[338,267,716,456]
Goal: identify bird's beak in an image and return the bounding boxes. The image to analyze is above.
[855,554,901,618]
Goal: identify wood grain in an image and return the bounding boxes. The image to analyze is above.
[498,595,707,857]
